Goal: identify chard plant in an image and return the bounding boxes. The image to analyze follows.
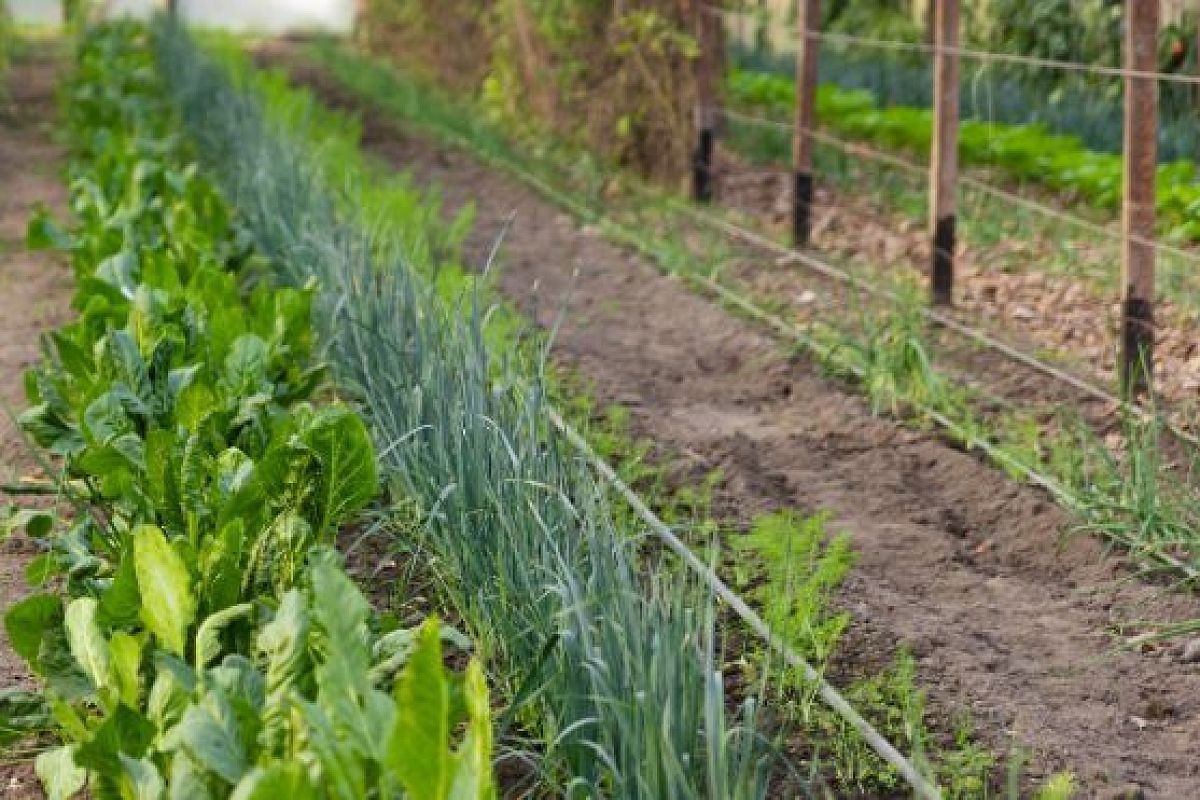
[2,21,494,799]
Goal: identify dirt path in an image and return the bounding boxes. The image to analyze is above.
[0,50,72,798]
[280,59,1200,798]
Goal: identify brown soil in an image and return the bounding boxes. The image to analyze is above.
[715,157,1200,419]
[0,52,72,797]
[277,57,1200,798]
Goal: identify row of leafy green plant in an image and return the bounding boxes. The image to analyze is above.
[727,68,1200,242]
[2,21,493,798]
[728,37,1200,163]
[152,20,782,799]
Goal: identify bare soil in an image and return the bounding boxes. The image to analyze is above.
[279,58,1200,798]
[715,158,1200,419]
[0,51,72,797]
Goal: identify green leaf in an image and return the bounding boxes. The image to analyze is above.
[449,661,496,800]
[166,753,214,800]
[133,524,196,657]
[229,764,316,800]
[35,745,86,800]
[2,507,54,540]
[83,391,132,446]
[301,407,377,534]
[120,754,165,800]
[199,520,246,612]
[109,631,143,708]
[98,554,142,629]
[25,554,59,586]
[147,653,196,732]
[161,688,248,785]
[223,334,270,395]
[26,204,73,251]
[95,251,139,297]
[64,597,109,691]
[194,603,254,671]
[75,703,156,776]
[389,618,452,799]
[5,593,62,664]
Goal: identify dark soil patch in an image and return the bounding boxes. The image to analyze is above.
[277,53,1200,798]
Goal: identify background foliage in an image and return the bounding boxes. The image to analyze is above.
[360,0,700,179]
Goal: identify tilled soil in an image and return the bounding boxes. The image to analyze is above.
[0,52,72,798]
[716,159,1200,417]
[280,57,1200,797]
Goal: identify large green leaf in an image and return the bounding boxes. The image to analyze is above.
[120,754,166,800]
[194,603,254,671]
[35,745,87,800]
[161,688,248,785]
[229,764,316,800]
[5,593,62,665]
[109,631,143,708]
[166,752,215,800]
[199,519,246,612]
[64,597,109,691]
[75,703,156,777]
[223,334,270,396]
[133,524,196,657]
[98,553,143,629]
[389,618,452,799]
[300,407,377,535]
[448,661,496,800]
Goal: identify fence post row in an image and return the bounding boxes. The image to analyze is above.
[929,0,959,307]
[792,0,821,246]
[692,2,719,203]
[1120,0,1158,396]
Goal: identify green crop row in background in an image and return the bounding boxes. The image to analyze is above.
[728,68,1200,242]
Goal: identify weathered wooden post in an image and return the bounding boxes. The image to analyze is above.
[929,0,959,306]
[791,0,820,246]
[692,2,720,203]
[1120,0,1159,395]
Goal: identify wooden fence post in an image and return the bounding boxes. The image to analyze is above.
[792,0,820,246]
[929,0,959,306]
[692,2,720,203]
[1120,0,1159,395]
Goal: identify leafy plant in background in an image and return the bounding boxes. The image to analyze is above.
[726,67,1200,242]
[732,0,1200,162]
[364,0,701,180]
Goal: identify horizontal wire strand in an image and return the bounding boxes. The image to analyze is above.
[713,105,1200,269]
[706,3,1200,86]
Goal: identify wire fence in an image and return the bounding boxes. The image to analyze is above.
[706,3,1200,86]
[694,1,1200,402]
[713,105,1200,273]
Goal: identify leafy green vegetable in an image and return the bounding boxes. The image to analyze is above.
[3,21,494,799]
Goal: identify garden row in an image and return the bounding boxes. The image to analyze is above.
[727,68,1200,242]
[2,22,493,798]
